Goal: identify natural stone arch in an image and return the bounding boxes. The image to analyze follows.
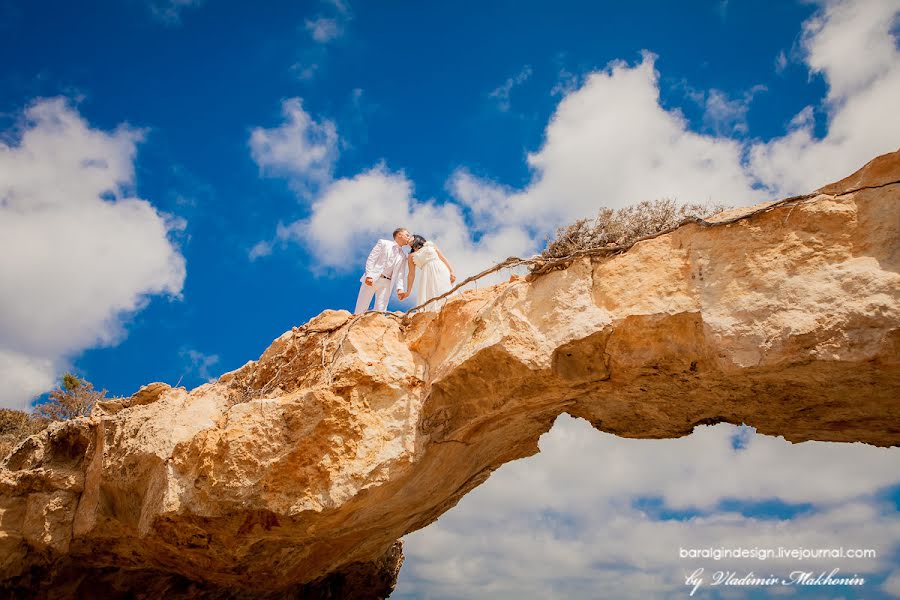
[1,151,898,598]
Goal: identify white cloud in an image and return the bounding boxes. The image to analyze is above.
[290,61,320,81]
[248,240,274,261]
[775,49,789,74]
[488,52,764,229]
[803,0,898,101]
[447,168,512,226]
[748,0,900,196]
[0,350,55,409]
[305,17,342,43]
[551,66,580,97]
[683,84,767,136]
[0,97,186,410]
[280,165,418,268]
[396,415,900,599]
[277,165,532,283]
[325,0,350,16]
[248,97,338,197]
[883,570,900,597]
[179,348,220,383]
[147,0,204,25]
[293,2,353,80]
[489,65,533,112]
[704,89,752,134]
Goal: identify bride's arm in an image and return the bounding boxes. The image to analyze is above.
[402,255,415,299]
[435,246,456,284]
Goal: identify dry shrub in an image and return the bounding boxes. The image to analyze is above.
[541,198,733,260]
[0,409,48,461]
[33,373,106,421]
[1,373,110,462]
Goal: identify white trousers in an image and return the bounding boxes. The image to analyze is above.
[354,277,392,314]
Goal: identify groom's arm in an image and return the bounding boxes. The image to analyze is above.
[364,241,385,281]
[392,252,408,295]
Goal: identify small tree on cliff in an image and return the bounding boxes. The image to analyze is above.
[33,373,106,421]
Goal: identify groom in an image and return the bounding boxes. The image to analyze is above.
[354,227,414,314]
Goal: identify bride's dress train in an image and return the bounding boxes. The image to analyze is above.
[412,241,452,311]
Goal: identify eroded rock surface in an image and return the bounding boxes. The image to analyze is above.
[1,151,898,598]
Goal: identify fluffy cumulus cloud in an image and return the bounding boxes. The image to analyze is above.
[276,165,532,279]
[248,97,338,197]
[748,0,900,196]
[395,415,900,598]
[480,51,765,230]
[0,97,186,410]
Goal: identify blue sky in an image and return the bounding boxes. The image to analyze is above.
[1,0,899,596]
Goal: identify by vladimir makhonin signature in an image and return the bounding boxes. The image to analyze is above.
[684,567,865,596]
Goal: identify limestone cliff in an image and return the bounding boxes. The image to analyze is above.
[1,151,898,598]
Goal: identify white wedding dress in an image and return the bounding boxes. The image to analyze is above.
[412,241,452,311]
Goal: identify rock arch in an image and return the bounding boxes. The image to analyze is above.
[2,151,898,598]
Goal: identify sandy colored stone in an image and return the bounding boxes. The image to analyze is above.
[0,151,898,598]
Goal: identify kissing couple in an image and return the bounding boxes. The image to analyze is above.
[354,227,457,315]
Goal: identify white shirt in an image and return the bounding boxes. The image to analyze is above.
[360,239,409,293]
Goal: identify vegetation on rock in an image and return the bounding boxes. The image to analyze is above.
[1,373,107,460]
[541,198,732,259]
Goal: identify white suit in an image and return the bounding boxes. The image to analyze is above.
[354,239,408,314]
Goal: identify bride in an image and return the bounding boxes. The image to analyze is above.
[399,235,457,311]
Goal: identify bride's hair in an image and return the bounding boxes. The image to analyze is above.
[410,234,427,253]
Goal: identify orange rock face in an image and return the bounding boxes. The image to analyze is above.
[1,151,898,598]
